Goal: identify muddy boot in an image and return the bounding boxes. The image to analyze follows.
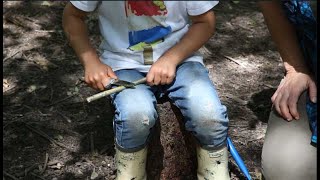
[115,146,147,180]
[197,146,230,180]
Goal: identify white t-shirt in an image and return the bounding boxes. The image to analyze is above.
[70,1,219,72]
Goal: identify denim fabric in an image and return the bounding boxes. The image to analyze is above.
[110,61,229,152]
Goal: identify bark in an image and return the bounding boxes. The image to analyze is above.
[147,99,197,180]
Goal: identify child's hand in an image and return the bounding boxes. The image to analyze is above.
[146,58,177,86]
[84,60,117,91]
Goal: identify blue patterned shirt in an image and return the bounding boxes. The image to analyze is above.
[282,0,317,146]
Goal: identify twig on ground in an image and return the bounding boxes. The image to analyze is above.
[3,50,20,62]
[75,77,86,86]
[247,135,264,142]
[3,119,22,130]
[30,172,46,180]
[15,164,38,177]
[22,53,29,61]
[56,111,72,123]
[37,110,52,117]
[223,55,244,67]
[34,29,55,33]
[99,144,114,155]
[50,87,54,102]
[263,83,277,89]
[46,94,77,107]
[47,160,64,167]
[3,171,18,180]
[228,124,249,128]
[4,113,23,117]
[23,105,33,111]
[24,164,38,177]
[77,94,89,119]
[90,132,95,154]
[40,153,49,174]
[24,123,75,152]
[222,93,248,105]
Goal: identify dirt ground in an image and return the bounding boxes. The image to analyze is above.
[3,1,284,180]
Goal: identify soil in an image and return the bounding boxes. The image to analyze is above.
[3,1,284,180]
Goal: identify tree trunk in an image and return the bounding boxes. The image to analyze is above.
[147,99,197,180]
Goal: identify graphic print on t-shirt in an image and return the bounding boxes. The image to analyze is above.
[125,0,172,51]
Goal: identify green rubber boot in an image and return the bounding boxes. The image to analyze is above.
[115,147,147,180]
[197,146,230,180]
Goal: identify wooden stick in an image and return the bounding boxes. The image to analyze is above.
[3,171,18,180]
[223,55,243,66]
[24,124,75,152]
[3,50,20,62]
[56,111,72,123]
[45,94,77,107]
[30,172,46,180]
[90,132,95,154]
[15,164,38,177]
[40,153,49,174]
[86,77,147,103]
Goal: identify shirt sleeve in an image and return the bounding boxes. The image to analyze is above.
[70,1,99,12]
[186,1,219,16]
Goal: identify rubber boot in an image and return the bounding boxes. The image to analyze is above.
[197,146,230,180]
[115,146,147,180]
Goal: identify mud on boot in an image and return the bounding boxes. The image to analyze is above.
[197,146,230,180]
[115,146,147,180]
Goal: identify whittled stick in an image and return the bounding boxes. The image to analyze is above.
[86,77,147,103]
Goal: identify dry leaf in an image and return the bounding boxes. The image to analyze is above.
[90,168,99,179]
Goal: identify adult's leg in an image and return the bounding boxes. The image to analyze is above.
[261,92,317,180]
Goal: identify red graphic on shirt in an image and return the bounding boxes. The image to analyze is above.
[125,0,167,17]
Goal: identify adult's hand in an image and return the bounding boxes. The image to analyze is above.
[271,72,317,121]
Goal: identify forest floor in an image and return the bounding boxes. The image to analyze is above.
[3,1,284,180]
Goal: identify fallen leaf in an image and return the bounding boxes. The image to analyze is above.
[90,168,99,180]
[27,85,37,93]
[67,91,72,96]
[41,1,52,6]
[74,87,79,93]
[56,163,63,169]
[52,46,62,57]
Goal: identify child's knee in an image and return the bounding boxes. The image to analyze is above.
[188,106,229,148]
[114,107,157,149]
[124,108,157,131]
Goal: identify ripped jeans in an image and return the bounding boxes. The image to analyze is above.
[111,61,229,152]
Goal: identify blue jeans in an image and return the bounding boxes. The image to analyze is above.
[111,61,229,152]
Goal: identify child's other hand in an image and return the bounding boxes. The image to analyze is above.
[146,58,177,86]
[84,60,117,91]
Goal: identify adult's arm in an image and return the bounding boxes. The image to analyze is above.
[259,1,317,121]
